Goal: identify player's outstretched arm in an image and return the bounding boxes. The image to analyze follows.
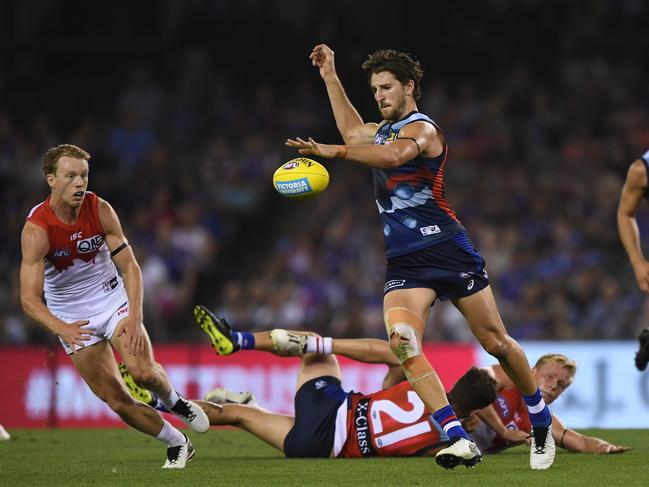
[617,159,649,293]
[99,198,146,356]
[286,120,439,169]
[552,415,631,454]
[475,404,529,445]
[20,222,91,352]
[310,43,378,145]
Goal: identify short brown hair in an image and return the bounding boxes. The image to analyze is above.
[362,49,424,100]
[42,144,91,176]
[448,367,498,417]
[534,354,577,379]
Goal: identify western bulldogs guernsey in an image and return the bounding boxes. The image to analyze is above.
[337,381,447,458]
[641,149,649,201]
[472,386,532,453]
[26,192,125,318]
[373,111,465,258]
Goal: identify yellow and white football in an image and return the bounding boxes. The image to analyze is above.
[272,157,329,199]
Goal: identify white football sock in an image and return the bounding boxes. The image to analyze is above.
[159,389,180,409]
[305,336,333,354]
[156,420,186,447]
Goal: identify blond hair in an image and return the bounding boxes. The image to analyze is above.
[534,353,577,379]
[42,144,91,176]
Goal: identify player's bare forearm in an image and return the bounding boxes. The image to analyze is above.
[322,77,370,144]
[382,365,407,389]
[20,294,68,335]
[333,338,400,366]
[286,138,413,169]
[617,213,644,265]
[119,260,144,321]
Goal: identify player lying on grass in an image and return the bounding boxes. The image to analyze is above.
[192,305,630,457]
[122,306,629,460]
[466,354,630,455]
[123,305,498,467]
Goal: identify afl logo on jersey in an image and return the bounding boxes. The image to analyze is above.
[77,235,104,253]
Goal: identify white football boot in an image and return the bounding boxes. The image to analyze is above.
[204,387,258,407]
[435,437,482,469]
[270,329,307,355]
[530,423,556,470]
[169,394,210,433]
[162,436,195,469]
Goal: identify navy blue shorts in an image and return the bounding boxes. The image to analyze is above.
[384,232,489,301]
[283,376,348,458]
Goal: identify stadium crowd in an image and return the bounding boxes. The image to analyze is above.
[1,0,649,345]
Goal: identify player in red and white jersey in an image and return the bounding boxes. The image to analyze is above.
[20,144,209,469]
[131,306,495,462]
[468,354,629,455]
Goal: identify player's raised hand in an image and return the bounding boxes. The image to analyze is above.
[115,316,146,356]
[286,137,341,159]
[56,320,92,354]
[633,259,649,293]
[310,44,337,80]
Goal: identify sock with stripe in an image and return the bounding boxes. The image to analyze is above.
[523,388,552,427]
[305,336,333,354]
[232,331,255,350]
[432,404,470,440]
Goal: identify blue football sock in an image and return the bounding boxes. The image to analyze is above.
[523,388,552,427]
[232,331,255,350]
[433,405,470,440]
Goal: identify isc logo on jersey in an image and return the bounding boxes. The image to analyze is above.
[272,157,329,199]
[77,235,104,253]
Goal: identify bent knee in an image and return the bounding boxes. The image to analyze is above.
[128,367,159,387]
[481,333,513,359]
[104,389,137,414]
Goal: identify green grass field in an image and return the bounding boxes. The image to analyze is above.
[1,429,647,486]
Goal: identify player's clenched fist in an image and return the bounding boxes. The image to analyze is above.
[310,44,337,80]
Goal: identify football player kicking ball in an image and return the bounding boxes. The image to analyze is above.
[189,306,629,459]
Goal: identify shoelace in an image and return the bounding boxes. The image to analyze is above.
[172,399,197,421]
[166,445,182,463]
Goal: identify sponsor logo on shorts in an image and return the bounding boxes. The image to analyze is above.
[275,177,312,195]
[117,305,129,316]
[354,398,376,457]
[384,279,406,293]
[467,279,475,291]
[77,235,104,253]
[419,225,441,236]
[52,249,71,258]
[102,276,119,293]
[315,380,327,390]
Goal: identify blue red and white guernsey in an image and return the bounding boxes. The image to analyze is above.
[641,149,649,201]
[372,111,465,258]
[337,381,448,458]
